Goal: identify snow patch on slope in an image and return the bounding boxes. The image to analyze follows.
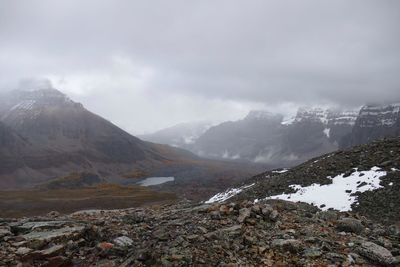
[10,100,36,111]
[267,166,387,211]
[323,128,330,138]
[206,183,255,204]
[281,117,295,125]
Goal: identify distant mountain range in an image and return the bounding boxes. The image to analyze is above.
[1,85,398,194]
[0,87,257,192]
[142,104,400,166]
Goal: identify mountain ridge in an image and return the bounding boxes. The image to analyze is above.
[0,87,258,191]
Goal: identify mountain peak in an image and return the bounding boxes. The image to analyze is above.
[288,107,359,126]
[295,107,330,124]
[5,86,79,114]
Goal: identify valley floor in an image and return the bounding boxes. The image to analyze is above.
[1,199,399,266]
[0,184,176,218]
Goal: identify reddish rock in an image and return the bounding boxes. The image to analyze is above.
[97,242,114,250]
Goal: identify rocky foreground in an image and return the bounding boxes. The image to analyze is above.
[1,200,399,267]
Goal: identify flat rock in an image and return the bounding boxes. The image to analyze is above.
[16,247,33,256]
[22,226,85,243]
[303,247,322,258]
[13,221,71,233]
[29,244,65,260]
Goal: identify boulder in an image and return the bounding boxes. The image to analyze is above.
[237,208,251,223]
[0,227,11,239]
[357,241,396,266]
[269,210,279,222]
[336,218,364,234]
[210,211,221,220]
[113,236,134,247]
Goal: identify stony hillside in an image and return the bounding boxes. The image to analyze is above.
[211,137,400,224]
[1,200,399,266]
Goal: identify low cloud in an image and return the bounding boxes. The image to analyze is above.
[1,0,399,132]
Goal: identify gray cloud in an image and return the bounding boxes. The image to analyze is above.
[0,0,399,133]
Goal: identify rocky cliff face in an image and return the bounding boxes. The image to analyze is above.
[341,103,400,148]
[193,111,284,163]
[278,108,357,164]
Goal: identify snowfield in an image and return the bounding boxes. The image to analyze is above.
[205,183,255,204]
[267,166,387,211]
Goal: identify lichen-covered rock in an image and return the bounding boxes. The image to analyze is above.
[0,227,11,239]
[113,236,134,247]
[237,208,251,223]
[336,218,364,234]
[357,241,396,266]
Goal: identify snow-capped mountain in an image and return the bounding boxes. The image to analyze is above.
[191,108,358,166]
[341,103,400,148]
[282,107,358,128]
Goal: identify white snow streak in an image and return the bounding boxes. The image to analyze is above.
[10,100,36,111]
[206,183,255,204]
[323,128,330,138]
[272,169,289,174]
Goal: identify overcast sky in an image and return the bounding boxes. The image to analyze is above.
[1,0,399,134]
